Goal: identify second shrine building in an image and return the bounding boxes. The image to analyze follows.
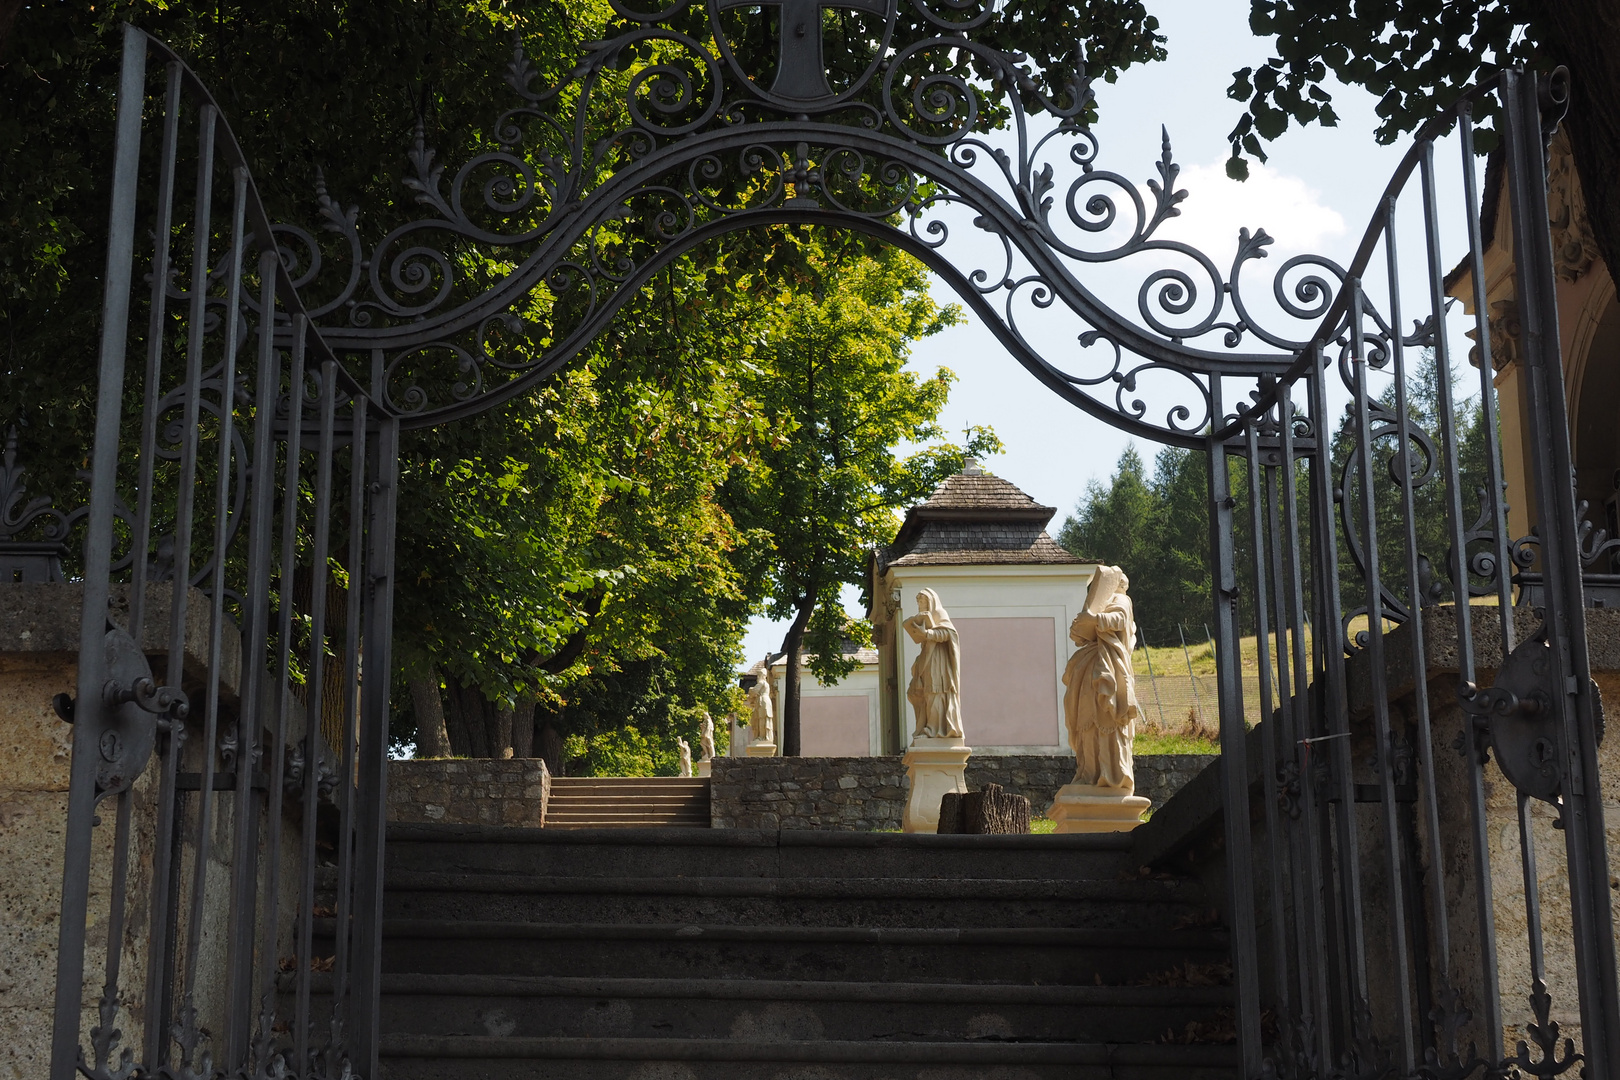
[765,462,1099,757]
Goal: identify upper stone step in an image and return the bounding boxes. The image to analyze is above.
[386,824,1142,881]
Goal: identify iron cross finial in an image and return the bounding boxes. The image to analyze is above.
[717,0,889,100]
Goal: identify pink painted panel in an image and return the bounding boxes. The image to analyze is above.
[801,695,872,756]
[955,617,1058,745]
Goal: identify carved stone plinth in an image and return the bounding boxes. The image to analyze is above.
[1048,783,1150,833]
[746,739,778,757]
[695,760,711,777]
[902,736,971,833]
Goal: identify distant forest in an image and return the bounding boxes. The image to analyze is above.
[1057,357,1492,648]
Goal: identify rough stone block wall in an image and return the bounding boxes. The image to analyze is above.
[388,758,551,827]
[710,753,1214,830]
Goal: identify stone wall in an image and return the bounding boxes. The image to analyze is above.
[388,757,552,827]
[710,753,1214,830]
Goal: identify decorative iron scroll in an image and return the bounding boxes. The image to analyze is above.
[271,0,1359,443]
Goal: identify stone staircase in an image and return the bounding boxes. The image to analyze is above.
[357,823,1239,1079]
[545,776,711,829]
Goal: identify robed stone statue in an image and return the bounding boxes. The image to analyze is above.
[699,713,715,762]
[746,658,774,745]
[904,588,964,740]
[1062,566,1140,792]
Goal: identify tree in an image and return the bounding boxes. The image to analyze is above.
[722,235,1000,756]
[1224,3,1620,281]
[1058,444,1211,645]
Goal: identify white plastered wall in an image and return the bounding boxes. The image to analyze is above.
[878,562,1097,755]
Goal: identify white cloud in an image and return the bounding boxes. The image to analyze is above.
[1150,160,1349,263]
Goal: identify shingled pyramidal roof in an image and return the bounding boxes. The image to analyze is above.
[878,461,1083,568]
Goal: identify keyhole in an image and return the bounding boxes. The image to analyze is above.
[795,21,807,37]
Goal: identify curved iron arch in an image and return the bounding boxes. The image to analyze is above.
[272,3,1362,442]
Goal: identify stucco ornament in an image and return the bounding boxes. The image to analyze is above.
[1062,565,1140,794]
[904,588,964,739]
[677,737,693,778]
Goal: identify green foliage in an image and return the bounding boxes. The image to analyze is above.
[1059,444,1213,645]
[721,236,1000,701]
[1223,0,1542,178]
[1330,352,1492,624]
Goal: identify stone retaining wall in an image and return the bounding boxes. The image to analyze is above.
[709,753,1214,830]
[388,757,552,827]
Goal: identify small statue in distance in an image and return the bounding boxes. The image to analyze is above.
[746,657,774,745]
[676,737,693,778]
[699,712,715,762]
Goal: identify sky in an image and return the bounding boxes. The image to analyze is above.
[738,0,1480,663]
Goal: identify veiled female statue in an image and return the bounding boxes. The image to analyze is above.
[1062,566,1140,792]
[904,588,964,740]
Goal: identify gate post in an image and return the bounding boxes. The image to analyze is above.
[1207,377,1263,1073]
[1498,67,1620,1073]
[49,27,146,1080]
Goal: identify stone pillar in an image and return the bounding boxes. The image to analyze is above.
[1346,605,1620,1060]
[901,735,970,833]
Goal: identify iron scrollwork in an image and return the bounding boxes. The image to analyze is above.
[268,0,1359,446]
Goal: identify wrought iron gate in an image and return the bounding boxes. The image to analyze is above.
[40,7,1616,1079]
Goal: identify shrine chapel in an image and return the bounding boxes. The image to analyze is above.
[767,462,1099,756]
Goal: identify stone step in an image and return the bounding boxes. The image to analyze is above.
[378,1033,1239,1079]
[345,919,1229,985]
[386,824,1141,880]
[314,972,1232,1044]
[546,819,711,829]
[379,871,1216,930]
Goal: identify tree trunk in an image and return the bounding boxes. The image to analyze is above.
[408,671,452,758]
[511,697,537,758]
[492,704,515,760]
[778,596,815,757]
[446,679,491,758]
[1542,4,1620,283]
[442,681,472,757]
[537,722,566,777]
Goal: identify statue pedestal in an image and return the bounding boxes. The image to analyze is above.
[902,736,971,833]
[746,739,778,757]
[696,760,711,777]
[1048,783,1150,833]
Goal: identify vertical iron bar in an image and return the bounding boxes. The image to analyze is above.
[1349,277,1419,1068]
[1453,100,1508,1054]
[1280,377,1335,1070]
[1386,179,1461,1053]
[330,394,370,1060]
[350,400,400,1079]
[52,26,146,1080]
[254,322,307,1026]
[294,363,338,1073]
[1517,792,1548,987]
[173,155,241,1057]
[1206,375,1264,1070]
[1500,67,1620,1071]
[128,62,183,644]
[1245,418,1296,1049]
[223,248,281,1062]
[1305,355,1373,1057]
[138,60,189,1072]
